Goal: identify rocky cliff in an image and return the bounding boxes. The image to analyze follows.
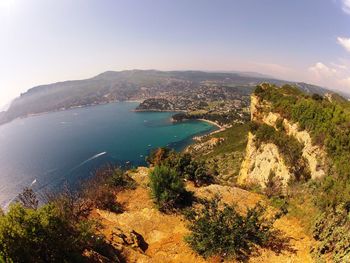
[239,94,328,187]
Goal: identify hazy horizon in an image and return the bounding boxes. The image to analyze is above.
[1,0,350,108]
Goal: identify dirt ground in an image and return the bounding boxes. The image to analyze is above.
[93,167,315,263]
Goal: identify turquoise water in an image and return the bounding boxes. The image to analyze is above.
[0,102,215,207]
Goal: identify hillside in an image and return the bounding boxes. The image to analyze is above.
[239,83,350,262]
[2,83,350,262]
[95,167,315,263]
[0,70,330,125]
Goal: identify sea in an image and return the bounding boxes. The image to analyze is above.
[0,102,216,208]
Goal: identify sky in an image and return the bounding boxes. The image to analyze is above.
[1,0,350,109]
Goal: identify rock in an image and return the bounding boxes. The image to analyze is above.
[239,94,328,187]
[238,132,291,187]
[83,250,120,263]
[111,227,148,253]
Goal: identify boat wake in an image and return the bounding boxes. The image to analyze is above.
[30,179,37,187]
[69,152,107,173]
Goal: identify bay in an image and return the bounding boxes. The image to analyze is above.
[0,102,215,208]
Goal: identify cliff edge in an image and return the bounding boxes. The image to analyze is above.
[239,87,328,188]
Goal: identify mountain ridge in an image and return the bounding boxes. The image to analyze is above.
[0,70,339,126]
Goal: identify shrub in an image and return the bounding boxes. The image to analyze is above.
[49,185,93,224]
[81,166,135,213]
[312,207,350,262]
[146,147,172,166]
[0,203,110,263]
[185,197,275,260]
[264,171,283,198]
[150,149,214,186]
[312,93,323,101]
[149,165,190,212]
[89,184,122,213]
[106,168,136,189]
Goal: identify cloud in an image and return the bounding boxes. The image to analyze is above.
[308,61,350,92]
[309,62,337,77]
[342,0,350,14]
[337,37,350,52]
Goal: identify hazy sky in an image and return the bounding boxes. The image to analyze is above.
[1,0,350,108]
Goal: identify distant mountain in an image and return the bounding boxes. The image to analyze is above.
[0,70,334,125]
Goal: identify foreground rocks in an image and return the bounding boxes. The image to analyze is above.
[92,167,315,262]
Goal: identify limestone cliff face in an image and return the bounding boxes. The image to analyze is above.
[238,132,291,187]
[239,95,327,187]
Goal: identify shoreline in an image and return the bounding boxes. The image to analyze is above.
[133,109,185,113]
[197,118,222,129]
[193,119,227,140]
[172,117,225,136]
[0,100,142,126]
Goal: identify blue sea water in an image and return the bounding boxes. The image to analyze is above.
[0,102,215,208]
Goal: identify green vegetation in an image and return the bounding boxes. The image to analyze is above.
[188,123,249,184]
[147,147,214,186]
[0,166,134,262]
[185,197,276,260]
[312,207,350,263]
[204,123,249,159]
[149,165,191,212]
[172,110,249,126]
[0,193,117,262]
[254,83,350,261]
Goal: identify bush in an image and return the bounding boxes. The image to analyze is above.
[107,168,136,189]
[88,184,123,213]
[312,207,350,262]
[150,149,214,186]
[0,183,121,263]
[185,197,275,260]
[264,171,284,198]
[149,165,190,212]
[0,203,110,263]
[0,166,129,262]
[146,147,172,166]
[81,166,135,213]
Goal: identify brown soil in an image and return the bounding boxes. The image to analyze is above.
[93,167,316,263]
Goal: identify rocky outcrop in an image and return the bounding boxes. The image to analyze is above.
[239,95,327,187]
[238,132,292,187]
[261,111,327,180]
[95,167,315,262]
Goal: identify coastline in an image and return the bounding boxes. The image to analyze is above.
[133,109,186,113]
[192,119,227,141]
[0,100,140,126]
[197,118,222,129]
